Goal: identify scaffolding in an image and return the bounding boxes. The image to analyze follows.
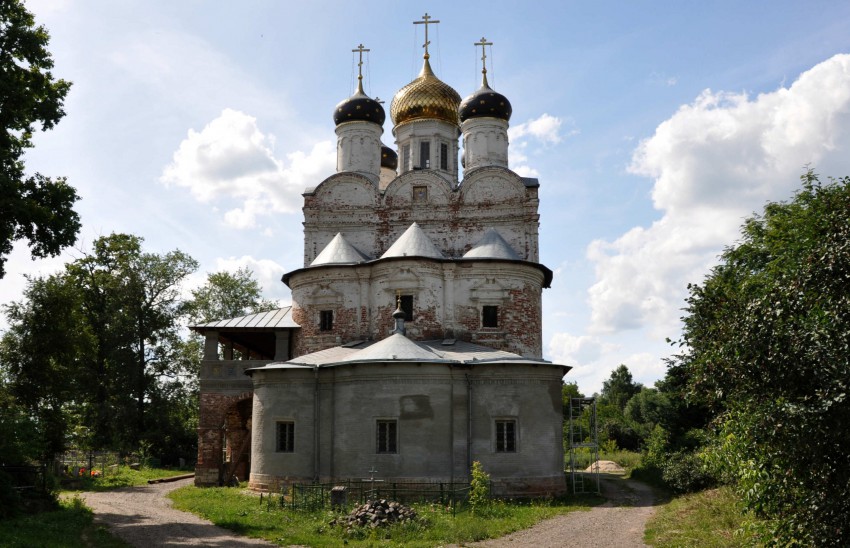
[568,396,600,494]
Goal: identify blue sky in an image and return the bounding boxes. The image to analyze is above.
[5,0,850,393]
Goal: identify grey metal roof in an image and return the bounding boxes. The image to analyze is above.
[311,233,371,266]
[380,223,444,259]
[342,333,443,362]
[190,306,299,331]
[463,228,520,260]
[247,334,562,374]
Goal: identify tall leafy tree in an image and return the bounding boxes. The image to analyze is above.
[186,267,279,324]
[65,234,198,451]
[673,171,850,544]
[0,0,79,278]
[600,364,642,411]
[0,234,198,457]
[0,273,91,459]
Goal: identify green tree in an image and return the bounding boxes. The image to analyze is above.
[0,0,79,278]
[600,364,642,411]
[674,171,850,544]
[1,234,199,459]
[186,267,279,324]
[65,234,198,452]
[0,273,91,459]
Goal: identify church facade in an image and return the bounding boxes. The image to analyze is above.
[194,18,569,497]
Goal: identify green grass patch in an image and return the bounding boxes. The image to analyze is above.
[0,495,128,548]
[169,485,603,547]
[599,449,642,471]
[62,465,191,492]
[644,486,752,547]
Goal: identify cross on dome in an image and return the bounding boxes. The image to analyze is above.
[413,12,440,58]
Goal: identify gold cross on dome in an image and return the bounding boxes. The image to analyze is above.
[413,13,440,57]
[352,43,370,82]
[475,37,493,75]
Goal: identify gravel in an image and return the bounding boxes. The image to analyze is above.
[79,478,275,547]
[460,475,657,548]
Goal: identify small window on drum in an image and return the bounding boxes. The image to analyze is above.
[276,421,295,453]
[319,310,333,331]
[482,305,499,328]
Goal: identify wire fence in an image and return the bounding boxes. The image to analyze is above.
[259,479,473,513]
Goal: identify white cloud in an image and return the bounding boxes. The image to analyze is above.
[587,53,850,338]
[508,114,576,176]
[161,109,335,228]
[214,255,291,303]
[509,113,566,145]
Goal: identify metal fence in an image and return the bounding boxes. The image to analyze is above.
[280,479,472,512]
[0,465,47,493]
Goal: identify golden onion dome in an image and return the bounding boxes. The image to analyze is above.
[390,56,461,127]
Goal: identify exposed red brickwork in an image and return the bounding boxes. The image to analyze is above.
[195,391,253,487]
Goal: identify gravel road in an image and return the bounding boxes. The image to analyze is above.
[80,474,655,547]
[464,475,657,548]
[79,478,275,547]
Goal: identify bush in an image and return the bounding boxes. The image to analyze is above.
[660,452,715,494]
[468,461,490,512]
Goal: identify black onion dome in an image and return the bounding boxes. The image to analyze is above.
[381,145,398,170]
[459,74,512,123]
[333,82,386,126]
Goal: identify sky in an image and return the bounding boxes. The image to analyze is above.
[5,0,850,394]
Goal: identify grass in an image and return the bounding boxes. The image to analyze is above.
[599,449,642,471]
[169,485,604,547]
[0,495,129,548]
[644,486,752,547]
[62,465,192,492]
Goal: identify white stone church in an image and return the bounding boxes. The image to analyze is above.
[193,17,569,497]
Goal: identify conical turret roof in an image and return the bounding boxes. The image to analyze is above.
[381,223,444,259]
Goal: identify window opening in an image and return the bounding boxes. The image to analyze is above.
[319,310,333,331]
[402,144,410,171]
[276,421,295,452]
[482,305,499,328]
[419,141,430,168]
[413,185,428,202]
[399,295,414,321]
[495,419,516,452]
[376,420,398,453]
[440,143,448,170]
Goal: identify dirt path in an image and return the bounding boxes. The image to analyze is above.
[78,478,275,547]
[466,475,658,548]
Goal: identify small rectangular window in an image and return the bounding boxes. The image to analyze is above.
[276,421,295,453]
[399,295,413,321]
[482,305,499,328]
[412,185,428,202]
[495,419,516,452]
[376,420,397,453]
[440,143,448,170]
[402,144,410,171]
[419,141,430,168]
[319,310,333,331]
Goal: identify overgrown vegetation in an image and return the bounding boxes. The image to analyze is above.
[61,465,190,492]
[644,487,750,547]
[0,495,128,547]
[169,484,600,547]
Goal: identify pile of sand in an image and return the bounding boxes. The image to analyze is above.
[584,460,626,473]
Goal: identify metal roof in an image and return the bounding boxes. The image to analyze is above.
[463,228,520,260]
[310,233,371,266]
[190,306,299,332]
[380,222,444,259]
[247,335,565,374]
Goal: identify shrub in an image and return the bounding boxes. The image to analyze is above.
[468,461,490,512]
